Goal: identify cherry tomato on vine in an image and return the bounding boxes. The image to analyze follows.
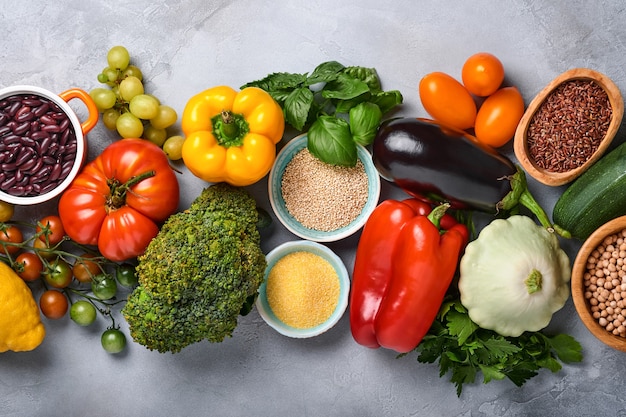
[0,224,23,256]
[43,259,73,289]
[36,215,65,246]
[14,252,43,282]
[461,52,505,97]
[70,300,97,326]
[419,72,477,131]
[474,86,525,148]
[101,328,126,353]
[33,238,56,260]
[92,274,118,300]
[72,254,103,283]
[116,263,138,287]
[39,290,68,319]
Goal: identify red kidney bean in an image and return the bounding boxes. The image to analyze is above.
[22,98,41,107]
[31,130,50,141]
[38,114,56,125]
[6,101,21,117]
[20,136,36,147]
[13,121,31,135]
[1,176,16,189]
[33,102,49,117]
[19,158,36,172]
[41,123,61,133]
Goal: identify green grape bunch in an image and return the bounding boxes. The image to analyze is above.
[89,46,183,160]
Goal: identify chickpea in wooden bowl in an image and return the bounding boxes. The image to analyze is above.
[571,215,626,352]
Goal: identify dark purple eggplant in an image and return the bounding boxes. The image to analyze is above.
[372,117,570,237]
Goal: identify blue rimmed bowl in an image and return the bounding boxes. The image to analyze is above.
[268,133,381,242]
[255,240,350,338]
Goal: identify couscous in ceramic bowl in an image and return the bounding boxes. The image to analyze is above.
[255,240,350,338]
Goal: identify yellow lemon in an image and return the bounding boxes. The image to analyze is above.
[0,261,45,352]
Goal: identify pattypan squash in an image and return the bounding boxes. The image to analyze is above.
[458,215,570,337]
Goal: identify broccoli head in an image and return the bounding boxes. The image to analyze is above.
[122,183,267,353]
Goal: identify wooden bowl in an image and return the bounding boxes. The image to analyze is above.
[514,68,623,186]
[571,215,626,352]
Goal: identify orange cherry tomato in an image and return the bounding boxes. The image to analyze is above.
[461,52,505,97]
[474,86,525,148]
[419,72,477,131]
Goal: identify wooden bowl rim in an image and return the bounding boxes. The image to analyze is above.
[571,215,626,351]
[514,68,624,187]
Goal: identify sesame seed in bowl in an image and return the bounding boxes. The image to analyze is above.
[268,133,381,242]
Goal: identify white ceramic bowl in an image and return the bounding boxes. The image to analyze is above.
[255,240,350,338]
[0,85,98,205]
[268,133,381,242]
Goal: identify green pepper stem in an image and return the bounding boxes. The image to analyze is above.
[427,203,450,229]
[211,111,250,148]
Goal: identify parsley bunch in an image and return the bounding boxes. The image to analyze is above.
[242,61,403,166]
[414,298,583,397]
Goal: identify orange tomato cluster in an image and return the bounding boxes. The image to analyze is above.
[418,52,525,148]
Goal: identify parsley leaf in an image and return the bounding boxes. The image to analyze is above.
[413,297,583,397]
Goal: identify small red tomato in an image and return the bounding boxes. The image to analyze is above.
[15,252,44,282]
[474,86,525,148]
[36,215,65,246]
[39,289,69,319]
[462,52,505,97]
[419,72,477,131]
[0,224,23,255]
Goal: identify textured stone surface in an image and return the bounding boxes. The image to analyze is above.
[1,1,626,416]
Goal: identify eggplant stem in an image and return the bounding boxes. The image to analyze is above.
[501,166,572,239]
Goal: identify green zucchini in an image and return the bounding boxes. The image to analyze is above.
[553,140,626,240]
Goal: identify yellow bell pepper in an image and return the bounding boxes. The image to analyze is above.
[181,86,285,186]
[0,261,45,352]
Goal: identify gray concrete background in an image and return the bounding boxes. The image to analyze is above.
[1,1,626,416]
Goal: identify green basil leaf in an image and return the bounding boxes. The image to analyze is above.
[322,73,371,100]
[370,90,404,114]
[241,72,306,92]
[307,116,357,166]
[266,89,293,105]
[334,92,371,114]
[284,87,314,131]
[350,102,383,146]
[342,66,382,92]
[306,61,345,85]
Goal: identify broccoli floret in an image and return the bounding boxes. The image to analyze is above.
[122,183,267,353]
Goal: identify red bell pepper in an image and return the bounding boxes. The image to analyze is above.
[349,198,468,353]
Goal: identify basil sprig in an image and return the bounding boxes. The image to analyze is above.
[242,61,403,166]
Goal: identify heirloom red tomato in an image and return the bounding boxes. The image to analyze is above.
[58,138,180,262]
[419,72,477,131]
